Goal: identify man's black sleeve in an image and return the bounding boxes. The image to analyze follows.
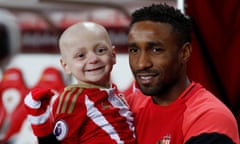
[38,133,59,144]
[185,132,235,144]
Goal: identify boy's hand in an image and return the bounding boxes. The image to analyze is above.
[24,88,55,137]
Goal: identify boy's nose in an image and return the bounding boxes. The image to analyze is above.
[88,52,99,64]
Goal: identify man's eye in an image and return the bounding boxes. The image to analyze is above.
[152,47,163,53]
[128,47,138,53]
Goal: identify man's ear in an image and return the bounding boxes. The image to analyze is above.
[60,58,71,74]
[179,42,192,63]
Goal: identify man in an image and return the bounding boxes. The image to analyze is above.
[126,3,239,144]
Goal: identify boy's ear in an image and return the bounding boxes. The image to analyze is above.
[112,45,117,64]
[60,58,71,74]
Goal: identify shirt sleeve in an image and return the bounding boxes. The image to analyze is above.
[53,87,86,144]
[185,132,236,144]
[38,133,59,144]
[183,93,239,144]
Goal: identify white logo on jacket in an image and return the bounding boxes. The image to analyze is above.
[54,120,68,141]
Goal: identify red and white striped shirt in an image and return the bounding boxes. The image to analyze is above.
[52,83,135,144]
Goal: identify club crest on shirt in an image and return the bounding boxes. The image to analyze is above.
[157,134,171,144]
[101,101,113,110]
[53,120,68,141]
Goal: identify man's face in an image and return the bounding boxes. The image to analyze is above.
[128,21,182,97]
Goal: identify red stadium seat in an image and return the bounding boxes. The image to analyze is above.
[0,67,28,142]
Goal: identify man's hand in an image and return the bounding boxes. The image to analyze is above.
[24,88,55,137]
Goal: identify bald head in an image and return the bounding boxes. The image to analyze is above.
[59,22,112,59]
[58,22,116,86]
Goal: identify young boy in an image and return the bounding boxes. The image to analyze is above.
[24,22,135,144]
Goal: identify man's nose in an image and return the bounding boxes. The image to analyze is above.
[137,52,152,70]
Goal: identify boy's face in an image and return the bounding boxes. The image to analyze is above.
[60,26,116,86]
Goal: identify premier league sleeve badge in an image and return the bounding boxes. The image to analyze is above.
[53,120,68,141]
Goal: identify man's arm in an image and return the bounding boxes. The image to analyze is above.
[185,132,236,144]
[38,133,59,144]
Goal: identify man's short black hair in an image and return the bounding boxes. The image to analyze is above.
[130,3,192,47]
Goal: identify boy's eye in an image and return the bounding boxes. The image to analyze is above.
[78,53,84,58]
[96,47,107,55]
[76,53,85,59]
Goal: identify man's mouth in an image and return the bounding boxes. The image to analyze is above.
[136,73,157,84]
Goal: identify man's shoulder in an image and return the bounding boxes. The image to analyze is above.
[125,90,151,113]
[186,82,231,113]
[183,82,239,142]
